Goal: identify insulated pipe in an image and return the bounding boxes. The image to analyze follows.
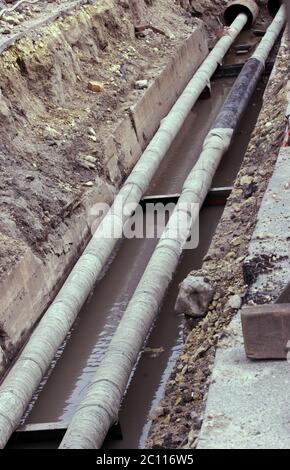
[59,6,286,449]
[0,11,250,450]
[224,0,259,28]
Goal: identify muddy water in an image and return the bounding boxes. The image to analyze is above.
[148,78,234,196]
[104,205,224,450]
[149,77,265,195]
[21,76,266,448]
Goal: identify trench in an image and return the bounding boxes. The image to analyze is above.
[7,72,267,449]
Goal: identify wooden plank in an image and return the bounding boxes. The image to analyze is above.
[241,304,290,360]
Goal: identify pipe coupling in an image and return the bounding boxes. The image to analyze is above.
[224,0,259,29]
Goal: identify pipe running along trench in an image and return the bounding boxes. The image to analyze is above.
[59,5,286,449]
[0,2,255,449]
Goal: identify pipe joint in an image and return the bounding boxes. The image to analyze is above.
[224,0,259,29]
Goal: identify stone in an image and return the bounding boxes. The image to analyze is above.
[78,156,96,170]
[188,429,197,446]
[240,175,254,186]
[231,236,242,246]
[175,275,215,317]
[227,294,242,310]
[149,406,165,421]
[87,81,105,93]
[44,126,62,139]
[4,16,20,26]
[134,79,149,90]
[83,155,97,164]
[88,128,96,136]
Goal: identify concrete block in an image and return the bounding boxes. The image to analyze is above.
[245,148,290,301]
[242,304,290,359]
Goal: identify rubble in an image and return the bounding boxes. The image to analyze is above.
[227,294,242,309]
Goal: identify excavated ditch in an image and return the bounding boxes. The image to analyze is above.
[0,0,281,452]
[8,73,267,449]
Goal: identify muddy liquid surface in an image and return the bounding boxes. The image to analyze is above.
[149,77,265,195]
[15,76,265,449]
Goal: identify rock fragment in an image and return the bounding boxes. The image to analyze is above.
[88,81,105,93]
[175,276,215,317]
[135,79,149,90]
[149,406,165,421]
[227,294,242,310]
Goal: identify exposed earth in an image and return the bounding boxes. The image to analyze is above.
[0,0,202,278]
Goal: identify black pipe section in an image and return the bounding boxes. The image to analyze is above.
[213,58,264,129]
[213,5,284,136]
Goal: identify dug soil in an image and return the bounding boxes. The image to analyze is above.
[0,0,211,278]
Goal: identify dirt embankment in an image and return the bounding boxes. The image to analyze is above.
[147,36,290,449]
[0,0,204,278]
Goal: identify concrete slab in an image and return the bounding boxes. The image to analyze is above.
[197,147,290,449]
[198,314,290,449]
[246,147,290,302]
